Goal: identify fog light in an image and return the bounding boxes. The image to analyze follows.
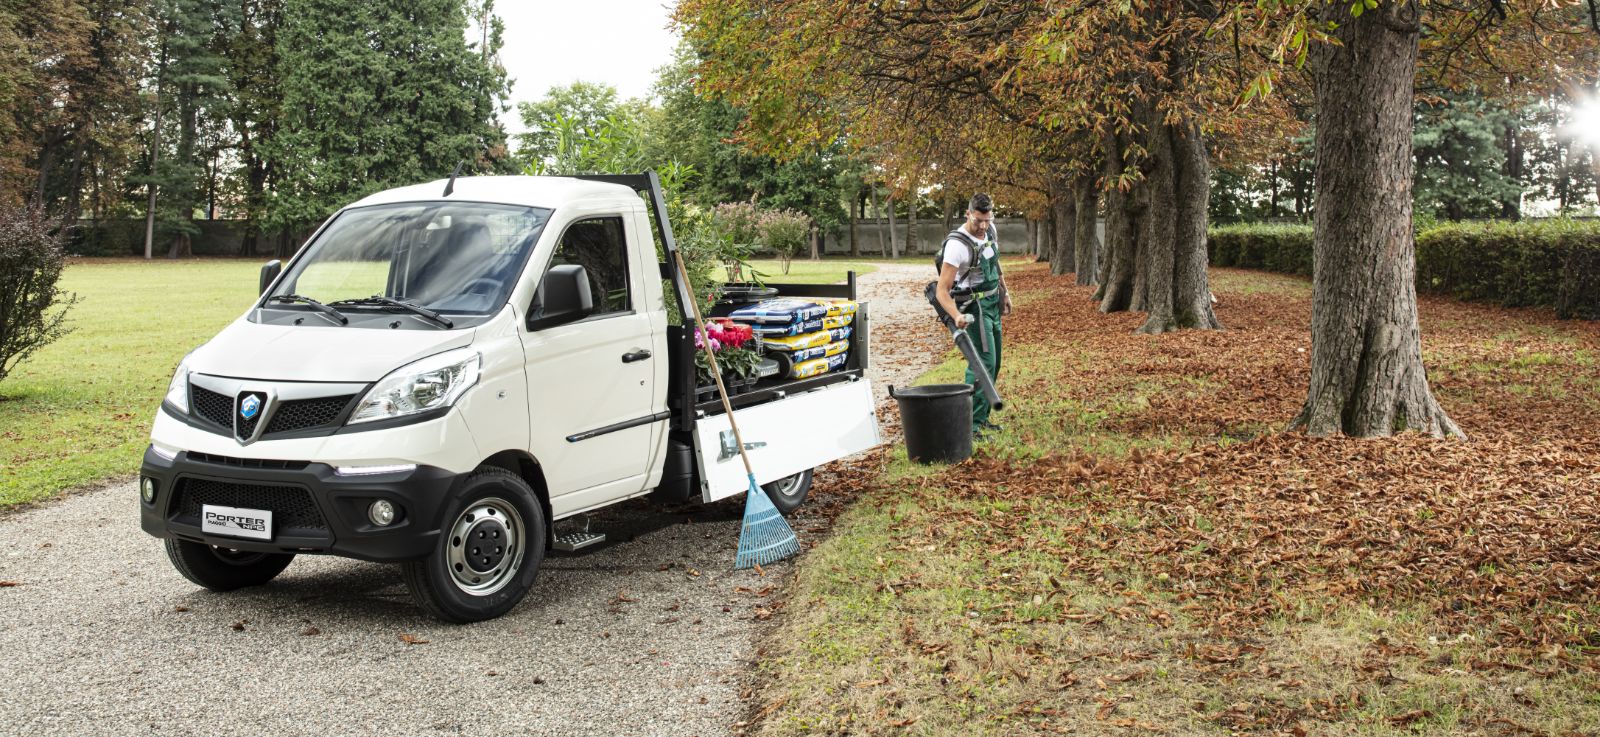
[368,499,397,527]
[140,477,157,504]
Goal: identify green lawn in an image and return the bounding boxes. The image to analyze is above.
[0,260,262,507]
[721,258,881,285]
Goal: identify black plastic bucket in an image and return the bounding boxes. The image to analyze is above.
[889,384,975,464]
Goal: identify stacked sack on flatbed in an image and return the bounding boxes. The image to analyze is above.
[728,297,858,379]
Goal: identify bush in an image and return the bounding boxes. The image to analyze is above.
[1207,223,1315,276]
[1416,219,1600,319]
[708,200,763,281]
[757,209,811,275]
[1207,219,1600,319]
[0,206,77,384]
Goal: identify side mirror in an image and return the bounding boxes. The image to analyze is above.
[259,260,282,295]
[527,264,594,330]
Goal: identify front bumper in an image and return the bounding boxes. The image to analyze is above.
[139,446,463,562]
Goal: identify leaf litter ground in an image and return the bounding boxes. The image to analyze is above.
[753,265,1600,737]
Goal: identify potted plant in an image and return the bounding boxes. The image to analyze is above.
[694,319,762,399]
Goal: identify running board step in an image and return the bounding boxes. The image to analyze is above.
[552,530,606,552]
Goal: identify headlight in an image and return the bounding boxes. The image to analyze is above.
[164,358,192,414]
[349,349,480,424]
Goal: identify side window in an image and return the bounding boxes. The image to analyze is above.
[549,216,631,316]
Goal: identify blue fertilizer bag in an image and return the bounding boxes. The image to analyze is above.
[749,313,854,337]
[729,298,830,325]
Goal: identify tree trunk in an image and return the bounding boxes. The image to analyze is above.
[1096,124,1141,311]
[1036,215,1052,263]
[809,225,820,260]
[143,84,164,260]
[1500,114,1523,219]
[1049,176,1076,276]
[167,231,192,259]
[1024,219,1037,261]
[1268,159,1281,216]
[1037,217,1050,260]
[1171,122,1220,330]
[1135,116,1179,329]
[849,189,860,257]
[869,186,887,256]
[906,191,920,255]
[1293,0,1461,439]
[886,195,899,258]
[1134,120,1221,334]
[1073,173,1100,287]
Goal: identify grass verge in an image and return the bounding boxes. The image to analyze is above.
[0,260,260,508]
[755,265,1600,736]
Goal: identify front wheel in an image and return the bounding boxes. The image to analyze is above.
[164,539,294,591]
[402,467,546,623]
[762,468,813,515]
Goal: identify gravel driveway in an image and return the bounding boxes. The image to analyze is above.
[0,263,941,737]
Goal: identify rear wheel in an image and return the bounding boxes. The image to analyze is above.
[164,539,294,591]
[762,468,813,515]
[403,467,546,623]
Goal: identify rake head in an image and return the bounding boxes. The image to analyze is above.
[734,475,800,570]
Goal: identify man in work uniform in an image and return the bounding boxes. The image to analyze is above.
[932,192,1012,438]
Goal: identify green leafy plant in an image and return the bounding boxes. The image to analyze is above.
[708,200,763,281]
[757,209,811,275]
[0,206,78,385]
[694,346,763,386]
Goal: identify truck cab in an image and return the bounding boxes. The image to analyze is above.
[138,173,880,622]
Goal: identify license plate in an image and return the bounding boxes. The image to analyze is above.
[201,504,273,541]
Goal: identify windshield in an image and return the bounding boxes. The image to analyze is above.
[267,202,551,323]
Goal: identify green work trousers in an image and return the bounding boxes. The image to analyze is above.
[963,304,1003,430]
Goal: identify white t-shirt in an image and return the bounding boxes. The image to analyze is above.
[941,229,996,290]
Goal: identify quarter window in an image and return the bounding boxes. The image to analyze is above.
[549,217,631,315]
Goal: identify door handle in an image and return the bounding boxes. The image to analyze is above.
[621,349,652,363]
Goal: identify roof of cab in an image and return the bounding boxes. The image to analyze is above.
[346,175,637,211]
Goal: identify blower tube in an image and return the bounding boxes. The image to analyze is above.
[925,281,1004,411]
[949,324,1004,411]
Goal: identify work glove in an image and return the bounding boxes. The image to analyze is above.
[954,312,975,329]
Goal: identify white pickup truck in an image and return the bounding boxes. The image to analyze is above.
[138,173,880,622]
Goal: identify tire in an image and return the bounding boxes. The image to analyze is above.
[402,467,546,623]
[762,468,813,515]
[164,539,294,592]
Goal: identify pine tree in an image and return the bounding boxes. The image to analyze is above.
[1413,94,1523,221]
[264,0,509,235]
[146,0,232,257]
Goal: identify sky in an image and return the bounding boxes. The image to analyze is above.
[494,1,681,140]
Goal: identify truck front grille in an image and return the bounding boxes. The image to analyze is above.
[265,395,354,434]
[186,388,356,440]
[172,478,328,534]
[191,386,233,428]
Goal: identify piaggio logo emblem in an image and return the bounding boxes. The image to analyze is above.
[240,394,262,420]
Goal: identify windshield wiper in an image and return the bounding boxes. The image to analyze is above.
[329,296,454,329]
[267,294,348,325]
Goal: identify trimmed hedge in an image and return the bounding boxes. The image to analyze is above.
[1208,220,1600,319]
[1208,223,1314,276]
[1416,220,1600,319]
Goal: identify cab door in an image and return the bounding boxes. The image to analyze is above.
[522,212,660,514]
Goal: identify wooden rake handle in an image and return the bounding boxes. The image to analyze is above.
[672,252,758,479]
